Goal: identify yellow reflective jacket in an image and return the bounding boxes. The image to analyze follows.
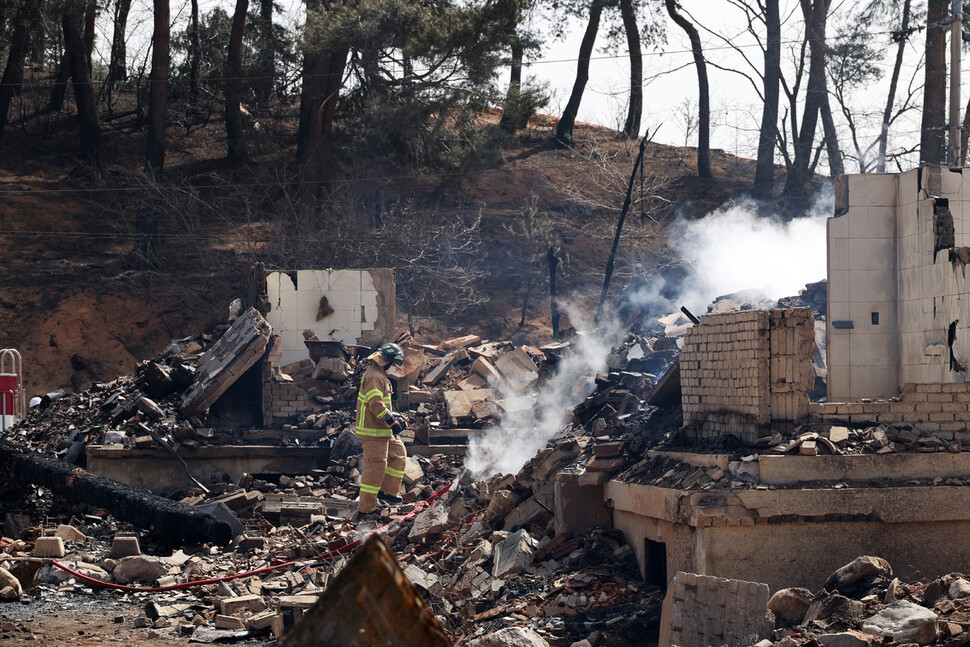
[355,363,393,437]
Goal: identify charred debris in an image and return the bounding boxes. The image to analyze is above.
[0,282,834,646]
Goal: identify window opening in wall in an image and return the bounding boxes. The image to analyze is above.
[871,312,879,326]
[645,539,667,590]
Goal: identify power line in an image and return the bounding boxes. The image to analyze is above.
[0,28,921,89]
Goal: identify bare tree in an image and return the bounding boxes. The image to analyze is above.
[665,0,711,178]
[63,6,101,168]
[0,0,29,140]
[753,0,780,198]
[555,0,603,148]
[226,0,249,164]
[619,0,642,138]
[108,0,133,84]
[783,0,839,199]
[146,0,169,173]
[189,0,200,102]
[921,0,946,165]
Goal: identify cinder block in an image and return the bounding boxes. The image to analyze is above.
[32,536,65,557]
[110,535,141,557]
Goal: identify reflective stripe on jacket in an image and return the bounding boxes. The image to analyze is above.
[355,363,394,437]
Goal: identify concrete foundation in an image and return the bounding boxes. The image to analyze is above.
[607,478,970,592]
[87,444,331,493]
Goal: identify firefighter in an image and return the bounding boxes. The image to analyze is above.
[354,342,407,520]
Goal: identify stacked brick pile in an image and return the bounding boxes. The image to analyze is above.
[768,308,815,423]
[681,308,815,443]
[812,382,970,435]
[681,310,771,442]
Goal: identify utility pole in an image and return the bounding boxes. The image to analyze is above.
[950,0,962,166]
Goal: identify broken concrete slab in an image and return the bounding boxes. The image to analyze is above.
[860,600,938,645]
[111,555,169,584]
[181,308,272,418]
[494,348,539,392]
[443,389,497,420]
[280,535,450,647]
[468,626,549,647]
[408,505,450,543]
[492,529,533,579]
[659,572,774,647]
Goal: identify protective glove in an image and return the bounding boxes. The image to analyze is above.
[383,412,404,435]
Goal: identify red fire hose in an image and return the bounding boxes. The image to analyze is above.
[50,479,455,593]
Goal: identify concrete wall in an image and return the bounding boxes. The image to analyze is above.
[607,479,970,592]
[265,269,395,366]
[87,444,331,493]
[680,308,814,442]
[827,173,900,399]
[828,167,970,399]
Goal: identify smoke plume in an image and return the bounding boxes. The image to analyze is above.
[466,187,833,477]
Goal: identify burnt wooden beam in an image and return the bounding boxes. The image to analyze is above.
[0,439,233,545]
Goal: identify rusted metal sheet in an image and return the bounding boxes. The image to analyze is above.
[281,535,452,647]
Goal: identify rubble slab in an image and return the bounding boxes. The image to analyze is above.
[181,308,272,418]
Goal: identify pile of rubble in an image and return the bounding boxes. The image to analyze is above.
[763,555,970,647]
[0,386,669,645]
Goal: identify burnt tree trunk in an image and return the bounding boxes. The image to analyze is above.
[753,0,780,198]
[108,0,132,83]
[255,0,275,105]
[146,0,169,173]
[83,0,96,73]
[783,0,831,199]
[665,0,710,178]
[47,52,70,113]
[499,36,524,132]
[555,2,602,149]
[296,0,349,200]
[820,95,843,177]
[921,0,947,165]
[620,0,642,139]
[0,0,30,140]
[877,0,911,171]
[548,247,560,340]
[225,0,249,164]
[190,0,200,102]
[63,11,101,168]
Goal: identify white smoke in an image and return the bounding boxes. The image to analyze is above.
[465,186,833,478]
[465,308,623,478]
[669,185,833,310]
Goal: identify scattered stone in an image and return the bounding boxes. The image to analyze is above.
[54,525,86,542]
[818,630,883,647]
[950,578,970,599]
[0,568,22,600]
[493,529,534,578]
[824,556,893,591]
[111,556,169,584]
[468,626,550,647]
[861,600,938,645]
[769,587,813,626]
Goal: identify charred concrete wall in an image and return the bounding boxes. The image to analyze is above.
[265,269,396,366]
[607,478,970,592]
[829,167,970,399]
[681,308,814,442]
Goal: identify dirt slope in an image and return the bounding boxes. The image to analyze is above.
[0,110,760,397]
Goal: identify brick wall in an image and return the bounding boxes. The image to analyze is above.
[812,383,970,438]
[681,308,814,443]
[260,361,332,427]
